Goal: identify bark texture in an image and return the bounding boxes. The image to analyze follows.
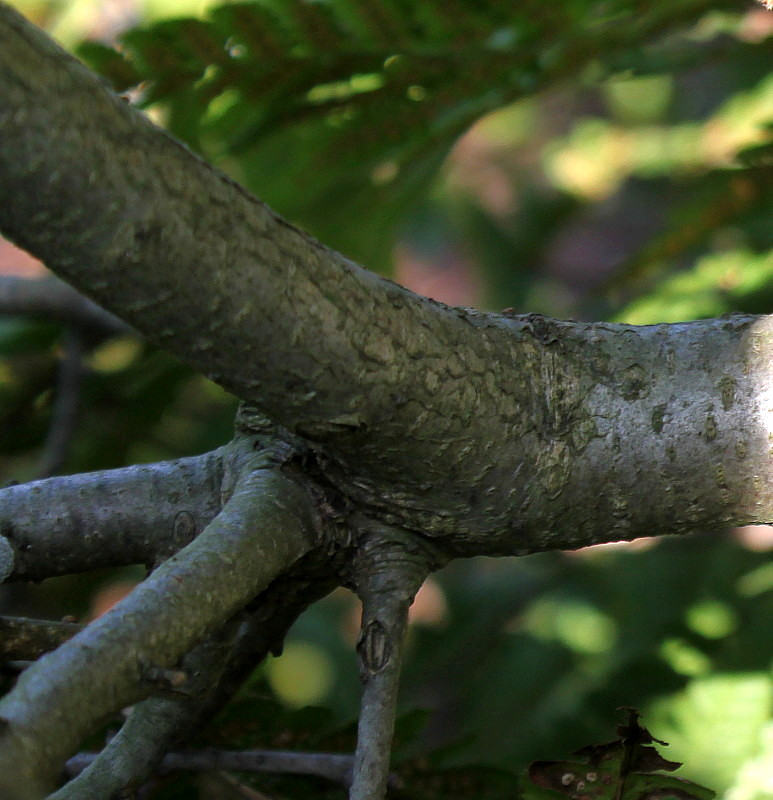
[1,4,772,557]
[1,4,773,798]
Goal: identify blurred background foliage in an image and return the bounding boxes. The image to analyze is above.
[1,0,772,797]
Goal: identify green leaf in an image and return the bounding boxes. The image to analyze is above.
[78,0,752,269]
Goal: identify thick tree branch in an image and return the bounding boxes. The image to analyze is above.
[0,449,226,580]
[1,4,772,557]
[0,435,323,799]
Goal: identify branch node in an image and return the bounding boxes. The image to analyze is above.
[140,664,190,692]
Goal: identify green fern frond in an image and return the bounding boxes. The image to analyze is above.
[78,0,748,268]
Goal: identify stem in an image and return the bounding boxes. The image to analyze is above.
[350,592,410,800]
[37,326,83,478]
[0,440,319,798]
[348,526,442,800]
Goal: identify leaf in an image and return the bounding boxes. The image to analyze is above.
[526,709,715,800]
[76,41,141,92]
[77,0,751,269]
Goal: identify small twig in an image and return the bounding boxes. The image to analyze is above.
[0,615,83,661]
[37,326,84,478]
[65,748,357,785]
[0,275,131,334]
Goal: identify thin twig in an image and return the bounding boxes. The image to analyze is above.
[0,275,130,334]
[0,616,83,661]
[350,593,410,800]
[215,771,276,800]
[37,326,84,478]
[65,748,357,785]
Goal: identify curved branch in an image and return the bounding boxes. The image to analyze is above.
[0,438,322,799]
[52,614,246,800]
[53,543,345,798]
[0,449,226,581]
[1,4,773,560]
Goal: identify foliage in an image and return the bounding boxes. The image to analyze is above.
[1,0,773,798]
[75,0,765,273]
[526,710,714,800]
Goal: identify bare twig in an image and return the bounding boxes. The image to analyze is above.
[212,772,276,800]
[0,275,130,334]
[37,326,84,478]
[66,748,357,785]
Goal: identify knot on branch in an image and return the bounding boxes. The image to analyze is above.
[357,619,391,676]
[349,522,446,604]
[234,403,276,436]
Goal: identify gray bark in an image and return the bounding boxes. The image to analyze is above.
[0,3,771,798]
[1,3,772,559]
[0,450,226,580]
[0,434,323,797]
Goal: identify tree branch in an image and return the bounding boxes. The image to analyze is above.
[66,748,358,786]
[0,449,226,581]
[0,616,82,661]
[0,434,323,799]
[52,542,346,798]
[51,614,246,800]
[349,526,443,800]
[1,4,772,560]
[0,275,130,334]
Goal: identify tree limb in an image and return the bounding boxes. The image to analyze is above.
[51,613,246,800]
[1,4,772,558]
[0,449,227,581]
[0,616,82,661]
[53,541,347,798]
[0,434,323,799]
